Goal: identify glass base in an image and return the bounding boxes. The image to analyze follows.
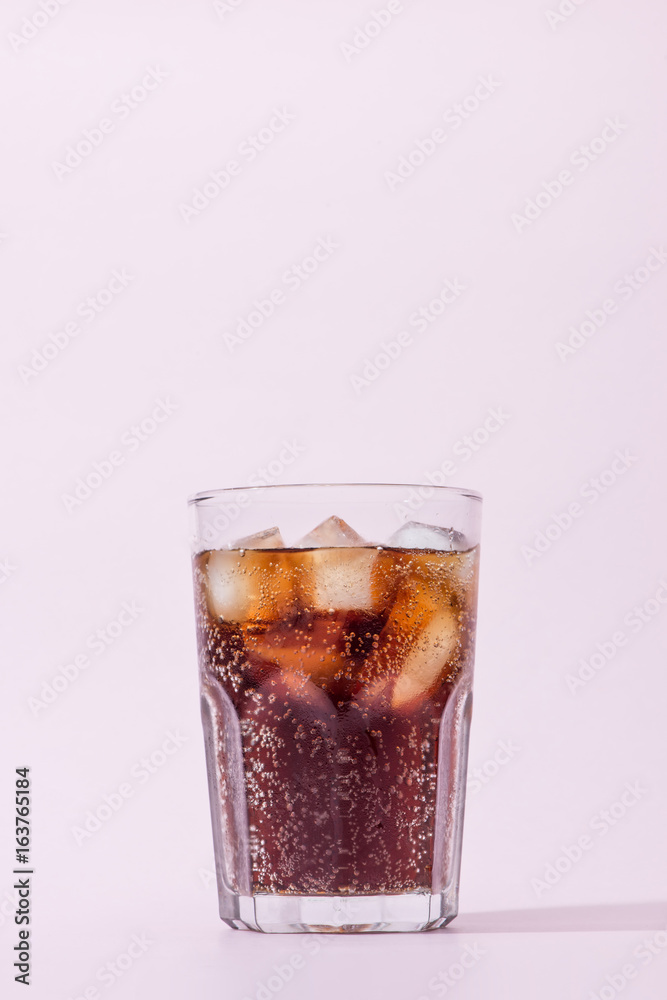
[222,892,458,933]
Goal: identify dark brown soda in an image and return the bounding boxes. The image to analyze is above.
[193,545,478,896]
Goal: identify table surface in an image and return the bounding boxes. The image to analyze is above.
[29,899,667,1000]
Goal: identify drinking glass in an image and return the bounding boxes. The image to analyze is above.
[189,484,481,932]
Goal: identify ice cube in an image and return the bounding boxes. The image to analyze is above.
[231,526,284,550]
[293,517,381,611]
[360,569,462,708]
[252,668,335,716]
[446,547,479,597]
[352,674,393,714]
[297,515,367,548]
[205,549,296,622]
[388,520,467,552]
[391,607,460,708]
[299,548,380,612]
[242,616,345,686]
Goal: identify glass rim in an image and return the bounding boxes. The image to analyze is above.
[188,482,483,505]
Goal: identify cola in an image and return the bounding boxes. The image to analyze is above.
[193,518,479,897]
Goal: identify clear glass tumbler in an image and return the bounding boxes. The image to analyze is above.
[189,484,481,932]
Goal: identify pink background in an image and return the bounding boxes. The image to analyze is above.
[2,1,666,997]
